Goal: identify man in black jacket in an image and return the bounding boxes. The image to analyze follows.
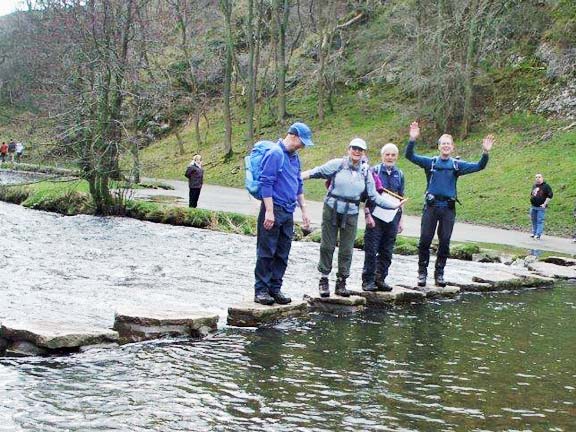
[530,173,553,240]
[185,154,204,208]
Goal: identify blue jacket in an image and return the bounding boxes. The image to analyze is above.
[259,140,303,213]
[405,140,488,201]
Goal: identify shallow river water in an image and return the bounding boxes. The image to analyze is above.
[0,198,574,431]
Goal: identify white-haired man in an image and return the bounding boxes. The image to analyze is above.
[362,143,405,292]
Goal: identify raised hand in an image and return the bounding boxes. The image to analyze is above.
[482,134,495,152]
[409,121,420,140]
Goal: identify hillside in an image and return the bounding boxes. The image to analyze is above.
[0,1,574,234]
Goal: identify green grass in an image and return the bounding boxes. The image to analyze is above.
[140,83,576,237]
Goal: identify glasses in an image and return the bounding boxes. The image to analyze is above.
[439,142,452,146]
[350,146,365,152]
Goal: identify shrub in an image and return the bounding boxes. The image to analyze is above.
[0,185,30,204]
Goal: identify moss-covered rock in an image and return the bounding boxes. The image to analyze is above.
[450,244,481,261]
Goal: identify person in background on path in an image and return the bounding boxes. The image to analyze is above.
[253,122,312,305]
[529,173,553,240]
[301,138,405,298]
[184,154,204,208]
[7,140,16,162]
[15,142,24,163]
[406,121,494,288]
[362,143,405,292]
[0,142,7,163]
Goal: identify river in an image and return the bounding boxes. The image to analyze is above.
[0,198,574,431]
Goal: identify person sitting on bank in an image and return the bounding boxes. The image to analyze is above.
[184,154,204,208]
[362,143,405,292]
[405,121,494,288]
[529,173,553,240]
[302,138,406,298]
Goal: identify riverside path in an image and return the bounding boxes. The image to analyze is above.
[138,179,575,255]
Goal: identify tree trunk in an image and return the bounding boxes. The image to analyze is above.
[174,128,185,155]
[220,0,233,159]
[274,0,289,124]
[245,0,255,148]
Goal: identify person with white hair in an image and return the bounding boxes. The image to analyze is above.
[302,138,405,298]
[184,154,204,208]
[361,143,405,292]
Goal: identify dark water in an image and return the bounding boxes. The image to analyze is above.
[1,287,575,431]
[0,175,575,431]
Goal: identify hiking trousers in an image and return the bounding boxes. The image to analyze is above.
[418,205,455,275]
[318,203,358,279]
[362,211,400,282]
[188,187,201,208]
[254,203,294,296]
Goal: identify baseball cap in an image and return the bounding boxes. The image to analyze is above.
[348,138,367,151]
[288,122,314,147]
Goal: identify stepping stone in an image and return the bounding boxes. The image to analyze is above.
[526,262,576,280]
[473,272,556,290]
[227,301,308,327]
[541,256,576,267]
[0,320,119,357]
[304,294,366,313]
[114,308,219,343]
[349,286,425,306]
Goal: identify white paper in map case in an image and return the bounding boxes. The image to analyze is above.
[371,192,400,223]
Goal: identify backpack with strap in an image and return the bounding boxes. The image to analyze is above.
[426,156,461,203]
[374,163,404,194]
[244,140,284,200]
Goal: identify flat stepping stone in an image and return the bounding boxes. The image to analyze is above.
[114,308,218,343]
[0,320,119,356]
[304,294,366,313]
[472,272,556,290]
[349,287,425,306]
[541,256,576,267]
[227,301,308,327]
[526,261,576,280]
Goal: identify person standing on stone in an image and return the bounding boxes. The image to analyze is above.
[0,142,7,163]
[529,173,553,240]
[184,154,204,208]
[301,138,405,298]
[405,121,494,288]
[253,122,312,306]
[362,143,405,292]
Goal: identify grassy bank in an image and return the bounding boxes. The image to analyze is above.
[139,85,576,237]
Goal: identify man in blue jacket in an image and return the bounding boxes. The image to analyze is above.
[254,122,313,305]
[406,121,494,288]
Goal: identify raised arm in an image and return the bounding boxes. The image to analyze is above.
[458,134,494,175]
[405,121,432,169]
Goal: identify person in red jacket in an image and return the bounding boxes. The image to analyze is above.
[0,142,8,163]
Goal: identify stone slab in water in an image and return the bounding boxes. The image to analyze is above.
[114,308,219,343]
[227,301,308,327]
[0,320,119,353]
[541,256,576,267]
[527,262,576,280]
[349,287,425,306]
[304,294,366,313]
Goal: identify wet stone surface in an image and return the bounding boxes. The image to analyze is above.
[113,308,218,343]
[227,301,309,327]
[304,294,366,313]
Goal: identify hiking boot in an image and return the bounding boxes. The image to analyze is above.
[362,280,378,292]
[434,273,447,287]
[271,291,292,305]
[335,277,351,297]
[417,272,427,287]
[254,292,275,306]
[319,277,330,298]
[376,278,393,292]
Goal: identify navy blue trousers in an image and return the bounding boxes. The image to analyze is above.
[254,204,294,296]
[418,205,455,275]
[362,212,400,282]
